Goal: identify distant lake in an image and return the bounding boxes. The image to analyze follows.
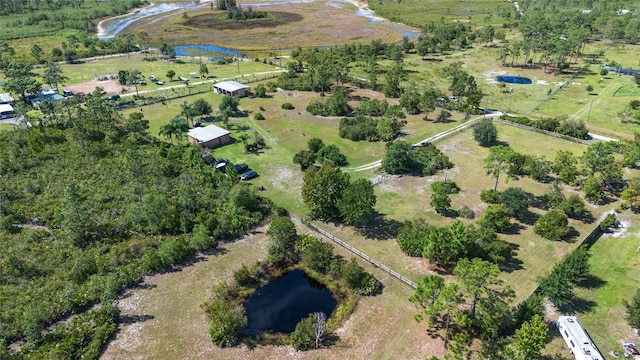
[244,269,337,334]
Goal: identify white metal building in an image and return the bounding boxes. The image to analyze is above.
[187,124,231,148]
[556,316,604,360]
[212,81,250,97]
[0,93,14,105]
[0,103,15,119]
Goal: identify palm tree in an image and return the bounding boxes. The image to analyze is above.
[159,123,176,143]
[181,101,196,127]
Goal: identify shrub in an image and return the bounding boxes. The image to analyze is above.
[558,195,588,219]
[339,115,378,141]
[431,181,460,194]
[254,113,265,120]
[282,102,294,110]
[480,189,501,204]
[458,206,475,219]
[472,118,498,146]
[499,187,529,219]
[478,204,511,233]
[534,209,570,241]
[341,258,382,295]
[290,314,315,350]
[306,98,329,116]
[600,213,617,231]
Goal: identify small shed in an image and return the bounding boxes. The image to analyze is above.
[0,93,14,105]
[213,81,250,97]
[187,124,231,148]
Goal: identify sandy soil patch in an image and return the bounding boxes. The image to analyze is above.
[65,79,132,96]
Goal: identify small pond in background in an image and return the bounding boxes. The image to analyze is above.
[244,269,337,334]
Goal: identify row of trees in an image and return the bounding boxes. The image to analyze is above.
[381,141,454,176]
[293,138,348,170]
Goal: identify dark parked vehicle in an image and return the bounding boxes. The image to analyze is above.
[232,163,249,173]
[240,170,258,181]
[107,94,120,101]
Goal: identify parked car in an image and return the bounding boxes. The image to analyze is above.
[155,80,165,85]
[240,170,258,181]
[148,75,157,82]
[624,343,640,356]
[232,163,249,173]
[194,120,201,127]
[63,89,73,97]
[107,94,120,101]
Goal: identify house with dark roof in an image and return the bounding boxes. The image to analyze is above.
[187,124,231,148]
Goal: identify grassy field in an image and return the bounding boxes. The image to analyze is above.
[544,211,640,358]
[368,0,509,27]
[101,223,445,360]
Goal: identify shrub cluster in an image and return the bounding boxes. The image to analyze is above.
[500,114,590,140]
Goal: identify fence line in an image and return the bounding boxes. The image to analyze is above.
[494,118,592,145]
[291,216,417,289]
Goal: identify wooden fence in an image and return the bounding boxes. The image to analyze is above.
[292,216,417,289]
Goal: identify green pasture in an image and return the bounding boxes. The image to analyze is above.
[545,212,640,358]
[535,62,640,136]
[369,122,612,301]
[368,0,509,27]
[0,123,15,131]
[46,53,278,85]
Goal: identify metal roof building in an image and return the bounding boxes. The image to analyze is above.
[212,81,251,97]
[187,124,231,148]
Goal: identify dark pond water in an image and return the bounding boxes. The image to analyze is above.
[244,269,337,334]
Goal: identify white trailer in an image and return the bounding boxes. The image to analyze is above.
[556,316,604,360]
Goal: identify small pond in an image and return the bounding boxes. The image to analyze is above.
[496,75,532,84]
[244,269,337,334]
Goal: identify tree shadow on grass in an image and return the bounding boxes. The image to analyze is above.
[500,242,524,273]
[567,296,598,313]
[119,314,155,325]
[502,222,524,236]
[577,274,607,290]
[517,209,540,226]
[358,213,403,240]
[561,227,580,242]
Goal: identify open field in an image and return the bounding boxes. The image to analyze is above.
[544,211,640,358]
[101,223,445,360]
[368,0,509,27]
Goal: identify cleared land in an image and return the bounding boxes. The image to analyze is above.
[101,224,445,360]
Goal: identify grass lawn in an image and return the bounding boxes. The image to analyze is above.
[37,53,280,86]
[368,0,508,26]
[0,123,16,131]
[544,211,640,358]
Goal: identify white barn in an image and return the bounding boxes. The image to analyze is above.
[212,81,251,97]
[187,124,231,148]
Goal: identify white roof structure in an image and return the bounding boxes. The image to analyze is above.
[0,93,14,104]
[556,316,604,360]
[187,124,230,143]
[213,81,250,92]
[0,104,14,112]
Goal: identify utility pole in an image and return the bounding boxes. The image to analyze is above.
[508,87,514,113]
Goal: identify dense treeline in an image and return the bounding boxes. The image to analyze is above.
[0,95,270,357]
